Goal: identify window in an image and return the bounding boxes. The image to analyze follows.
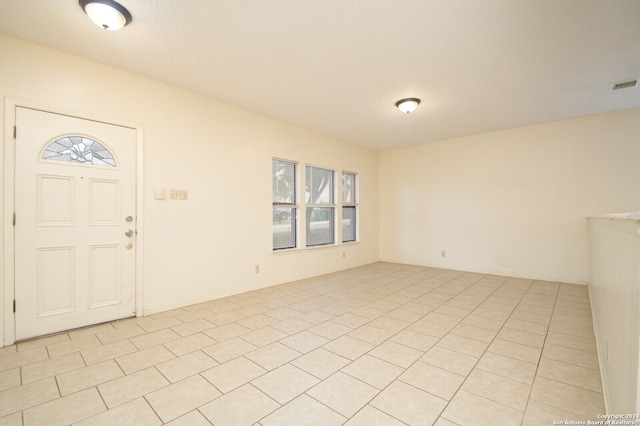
[306,165,335,246]
[42,136,116,167]
[342,171,358,242]
[272,159,297,250]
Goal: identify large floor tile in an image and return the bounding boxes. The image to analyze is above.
[421,345,478,376]
[146,375,222,423]
[202,336,257,363]
[279,330,329,353]
[0,368,20,392]
[537,357,602,392]
[437,333,489,358]
[291,348,350,379]
[461,368,531,410]
[323,335,375,360]
[156,350,218,382]
[475,351,537,384]
[342,354,403,389]
[164,410,212,426]
[441,389,523,426]
[251,363,319,404]
[368,340,423,368]
[343,405,406,426]
[244,342,301,370]
[399,361,465,400]
[0,378,59,417]
[75,398,161,426]
[201,356,266,393]
[0,347,49,372]
[370,380,447,426]
[115,344,175,374]
[529,376,605,418]
[23,387,106,426]
[20,352,85,384]
[80,339,138,365]
[199,384,279,426]
[307,371,379,418]
[57,359,124,396]
[522,400,592,426]
[542,342,599,369]
[98,367,169,408]
[487,338,541,364]
[260,394,346,426]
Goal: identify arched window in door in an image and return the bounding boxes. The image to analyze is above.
[42,136,117,167]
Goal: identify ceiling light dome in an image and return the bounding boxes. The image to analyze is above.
[395,98,421,114]
[80,0,132,31]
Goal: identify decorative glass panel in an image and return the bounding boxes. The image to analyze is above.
[43,136,116,167]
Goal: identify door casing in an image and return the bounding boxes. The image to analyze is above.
[2,98,145,346]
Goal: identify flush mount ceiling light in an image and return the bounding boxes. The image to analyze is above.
[80,0,132,30]
[395,98,421,114]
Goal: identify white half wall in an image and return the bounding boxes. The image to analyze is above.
[589,215,640,414]
[0,34,379,345]
[379,108,640,284]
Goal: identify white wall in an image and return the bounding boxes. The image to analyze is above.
[379,109,640,284]
[0,35,379,344]
[589,215,640,414]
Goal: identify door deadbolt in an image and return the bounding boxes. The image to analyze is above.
[125,230,134,237]
[126,216,134,222]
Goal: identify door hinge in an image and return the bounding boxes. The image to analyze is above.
[13,212,16,226]
[13,300,16,313]
[13,125,17,139]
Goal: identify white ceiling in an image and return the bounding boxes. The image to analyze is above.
[1,0,639,150]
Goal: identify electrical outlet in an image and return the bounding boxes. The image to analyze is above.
[441,251,446,257]
[255,265,260,274]
[342,251,346,258]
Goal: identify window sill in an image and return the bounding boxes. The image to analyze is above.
[273,241,360,255]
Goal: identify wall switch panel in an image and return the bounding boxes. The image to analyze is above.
[169,189,189,200]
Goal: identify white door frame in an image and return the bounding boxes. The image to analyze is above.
[3,98,144,345]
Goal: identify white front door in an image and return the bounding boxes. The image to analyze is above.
[14,107,137,340]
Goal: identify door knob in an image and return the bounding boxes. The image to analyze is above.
[125,243,133,249]
[125,230,134,237]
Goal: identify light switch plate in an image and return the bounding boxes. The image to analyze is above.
[154,188,166,200]
[169,189,188,200]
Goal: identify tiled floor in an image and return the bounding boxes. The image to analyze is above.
[0,262,605,425]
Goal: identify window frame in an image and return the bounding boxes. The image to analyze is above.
[305,164,336,247]
[272,158,298,251]
[341,171,358,243]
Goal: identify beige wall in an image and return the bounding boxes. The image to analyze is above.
[379,108,640,284]
[2,33,640,347]
[0,35,379,345]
